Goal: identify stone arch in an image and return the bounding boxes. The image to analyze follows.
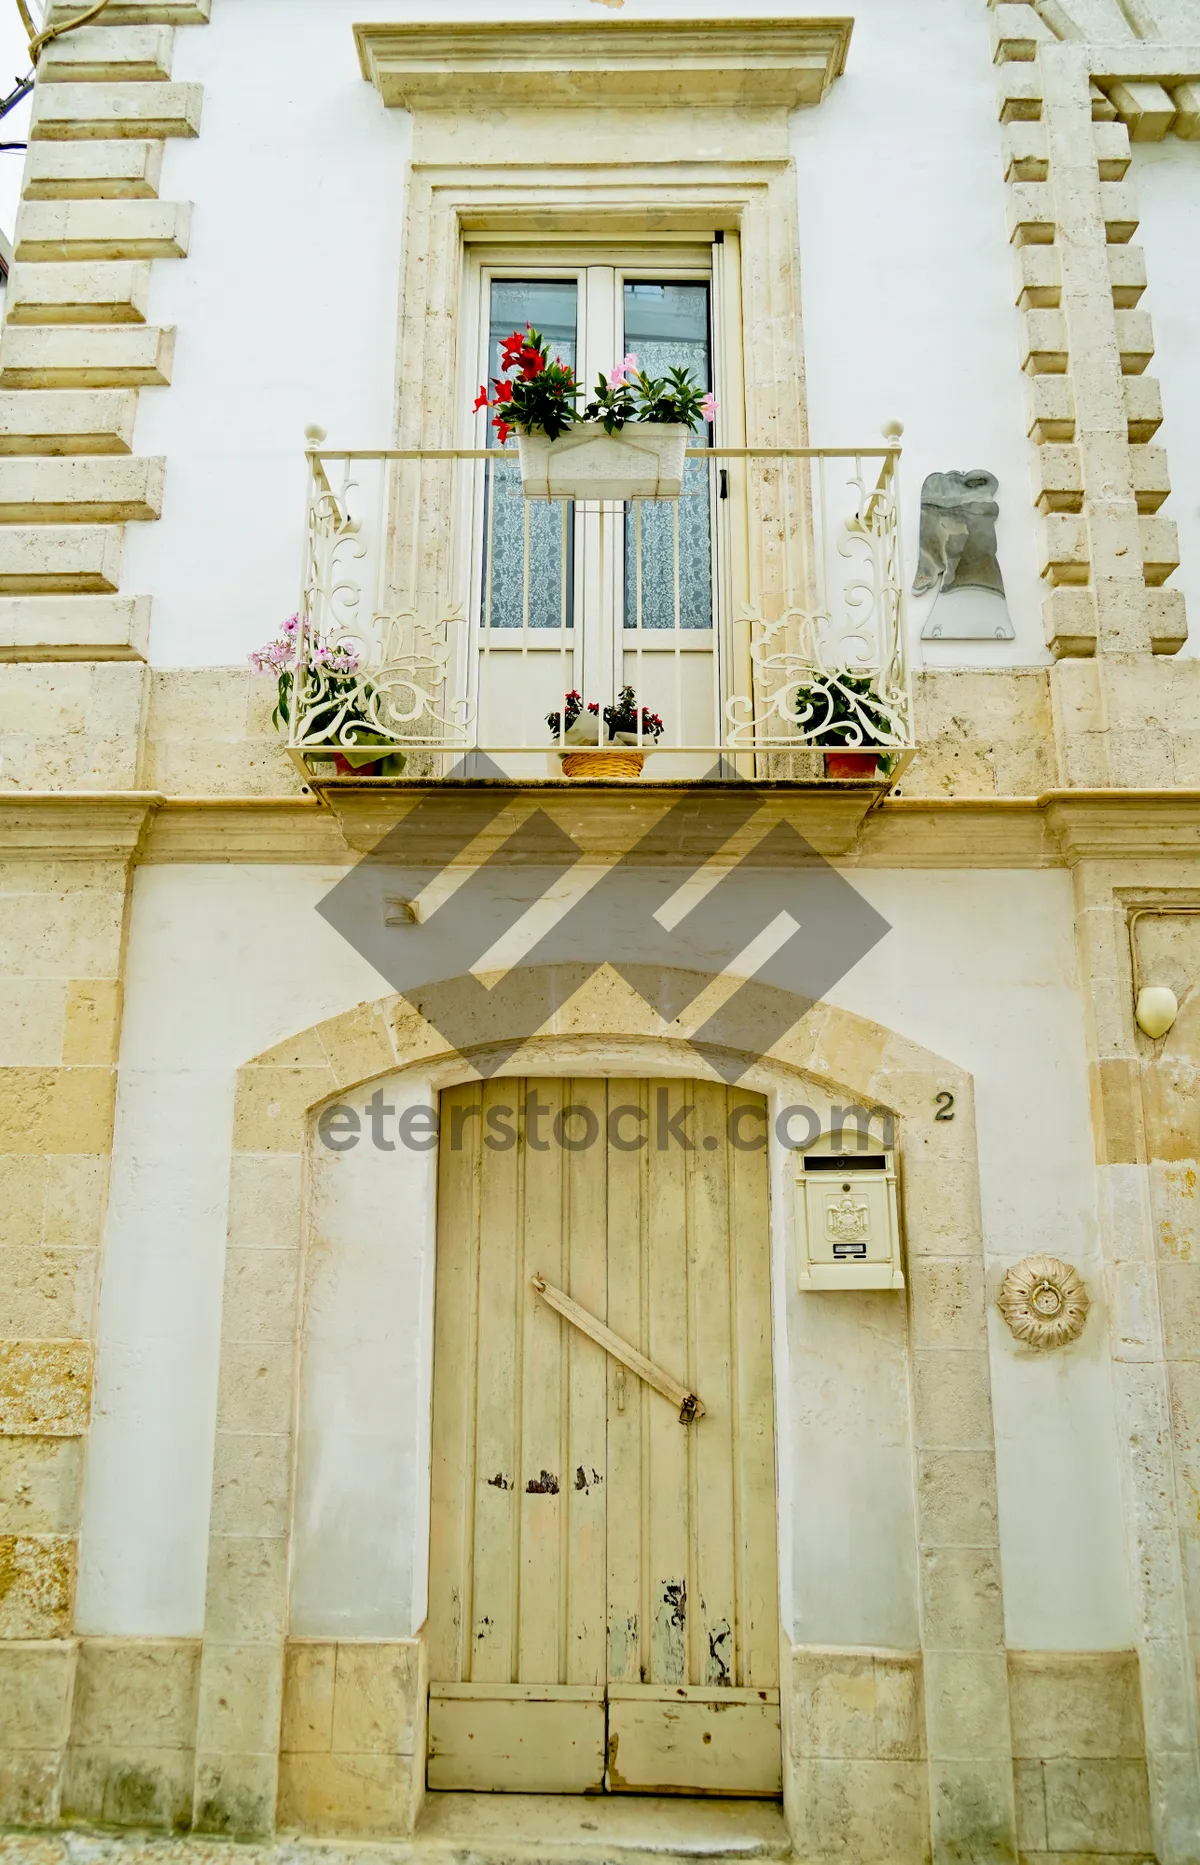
[194,966,1013,1860]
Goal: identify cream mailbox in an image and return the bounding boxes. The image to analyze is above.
[795,1137,903,1291]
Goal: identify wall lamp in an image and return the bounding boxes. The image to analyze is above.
[1129,906,1200,1040]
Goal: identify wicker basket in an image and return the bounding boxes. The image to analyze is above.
[560,750,646,779]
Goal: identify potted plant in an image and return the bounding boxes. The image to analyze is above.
[250,615,407,777]
[793,670,899,779]
[475,328,715,503]
[548,686,663,778]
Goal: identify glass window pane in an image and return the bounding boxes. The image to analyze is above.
[622,282,712,631]
[483,279,577,630]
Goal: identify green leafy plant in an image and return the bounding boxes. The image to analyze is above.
[604,685,664,742]
[473,335,716,441]
[250,616,405,771]
[475,326,581,443]
[793,670,899,768]
[585,352,717,435]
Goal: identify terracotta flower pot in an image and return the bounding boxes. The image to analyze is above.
[824,749,882,780]
[561,750,646,778]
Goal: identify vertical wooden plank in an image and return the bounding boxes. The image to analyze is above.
[427,1082,483,1685]
[605,1078,648,1687]
[517,1077,568,1683]
[729,1088,779,1690]
[689,1083,739,1689]
[643,1077,693,1688]
[563,1075,609,1687]
[469,1075,524,1682]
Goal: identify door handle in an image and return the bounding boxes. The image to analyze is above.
[532,1274,705,1424]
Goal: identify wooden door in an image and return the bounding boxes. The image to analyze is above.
[426,1078,780,1795]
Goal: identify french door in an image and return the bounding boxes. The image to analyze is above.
[426,1078,782,1796]
[467,252,721,772]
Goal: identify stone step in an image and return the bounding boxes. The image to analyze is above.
[0,593,150,659]
[0,456,164,523]
[5,260,151,325]
[0,525,124,593]
[31,81,202,141]
[23,139,165,201]
[15,199,192,262]
[0,390,138,455]
[39,25,174,83]
[0,326,175,389]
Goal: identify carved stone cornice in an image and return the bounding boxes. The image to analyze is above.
[0,793,159,861]
[355,20,853,113]
[2,786,1198,868]
[1044,792,1200,864]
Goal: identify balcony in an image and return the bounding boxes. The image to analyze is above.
[288,439,913,802]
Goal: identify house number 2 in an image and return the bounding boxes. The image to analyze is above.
[934,1091,955,1121]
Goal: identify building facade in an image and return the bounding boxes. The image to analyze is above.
[1,3,1199,1862]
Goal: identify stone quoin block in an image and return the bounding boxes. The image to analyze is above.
[39,25,175,84]
[1026,375,1075,442]
[0,526,124,594]
[0,390,138,454]
[30,82,203,142]
[45,0,210,19]
[0,325,176,389]
[1015,244,1060,309]
[1124,375,1162,443]
[1108,245,1146,308]
[0,594,151,659]
[15,199,192,263]
[4,260,152,325]
[22,139,165,202]
[0,455,165,523]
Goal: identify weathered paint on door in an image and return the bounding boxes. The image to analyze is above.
[426,1078,781,1795]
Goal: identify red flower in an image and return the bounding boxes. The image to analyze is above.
[473,385,490,412]
[492,379,514,404]
[495,420,511,445]
[501,329,528,367]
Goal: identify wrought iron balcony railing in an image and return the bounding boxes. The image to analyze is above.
[289,438,913,781]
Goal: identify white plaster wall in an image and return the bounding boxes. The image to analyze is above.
[292,1071,438,1638]
[122,0,1044,673]
[80,862,1132,1654]
[825,871,1134,1649]
[75,867,390,1636]
[791,1,1047,667]
[1129,142,1200,660]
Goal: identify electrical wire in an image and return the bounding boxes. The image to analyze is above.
[15,0,114,63]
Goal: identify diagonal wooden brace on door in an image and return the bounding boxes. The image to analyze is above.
[532,1274,705,1423]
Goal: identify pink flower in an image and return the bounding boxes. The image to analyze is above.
[610,352,639,387]
[700,391,718,423]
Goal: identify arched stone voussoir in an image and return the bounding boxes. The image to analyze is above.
[234,965,979,1166]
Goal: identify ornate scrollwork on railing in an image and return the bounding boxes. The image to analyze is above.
[725,459,910,750]
[290,607,473,752]
[292,452,474,753]
[289,441,913,766]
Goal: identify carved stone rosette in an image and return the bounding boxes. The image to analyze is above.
[997,1255,1090,1351]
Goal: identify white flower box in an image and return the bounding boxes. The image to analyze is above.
[517,422,689,501]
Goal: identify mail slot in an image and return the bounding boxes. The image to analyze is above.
[795,1137,903,1291]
